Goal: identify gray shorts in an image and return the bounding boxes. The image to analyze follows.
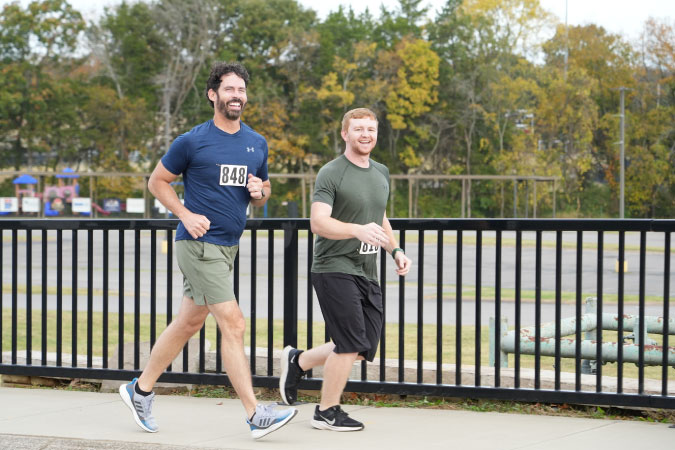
[175,240,238,305]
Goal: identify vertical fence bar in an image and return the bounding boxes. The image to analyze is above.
[475,230,482,387]
[307,231,314,364]
[71,230,78,368]
[535,231,542,389]
[118,230,125,370]
[166,230,174,373]
[437,229,443,385]
[166,230,173,325]
[11,229,17,365]
[57,229,63,367]
[103,230,109,368]
[267,230,274,376]
[555,230,562,390]
[0,230,3,365]
[41,229,47,366]
[455,230,462,385]
[596,231,604,392]
[380,243,387,382]
[283,222,298,348]
[617,231,625,393]
[250,230,257,374]
[26,230,32,365]
[134,230,141,370]
[150,230,157,347]
[514,230,521,388]
[417,230,424,384]
[494,230,502,387]
[199,324,206,373]
[575,231,582,391]
[307,230,314,378]
[87,229,93,368]
[638,231,646,394]
[662,232,670,396]
[398,230,406,383]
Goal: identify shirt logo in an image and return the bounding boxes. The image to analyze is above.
[319,413,336,426]
[247,147,255,153]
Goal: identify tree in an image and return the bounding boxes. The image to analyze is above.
[384,38,440,171]
[0,0,84,169]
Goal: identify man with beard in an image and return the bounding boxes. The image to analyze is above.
[119,62,297,440]
[279,108,412,431]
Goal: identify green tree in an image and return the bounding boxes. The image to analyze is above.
[0,0,84,169]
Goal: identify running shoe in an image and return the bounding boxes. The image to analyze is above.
[247,403,298,439]
[279,345,306,405]
[311,405,364,431]
[119,378,158,433]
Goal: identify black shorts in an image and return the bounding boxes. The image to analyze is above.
[311,272,383,362]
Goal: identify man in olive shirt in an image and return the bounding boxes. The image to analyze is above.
[279,108,412,431]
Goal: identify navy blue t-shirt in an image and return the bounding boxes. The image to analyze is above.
[161,120,269,246]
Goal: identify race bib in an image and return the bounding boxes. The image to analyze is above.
[219,164,247,186]
[359,241,379,255]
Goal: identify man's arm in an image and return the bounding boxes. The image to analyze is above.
[148,161,210,239]
[310,201,388,247]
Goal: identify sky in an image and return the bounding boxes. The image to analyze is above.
[2,0,674,41]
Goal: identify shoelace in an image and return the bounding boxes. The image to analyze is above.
[137,393,155,420]
[252,404,278,427]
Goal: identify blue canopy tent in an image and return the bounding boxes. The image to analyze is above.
[13,174,38,184]
[55,167,79,179]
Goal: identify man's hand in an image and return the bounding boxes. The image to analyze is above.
[393,252,412,276]
[247,173,264,199]
[179,210,211,239]
[353,222,389,248]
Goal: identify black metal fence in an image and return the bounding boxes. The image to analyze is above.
[0,218,673,409]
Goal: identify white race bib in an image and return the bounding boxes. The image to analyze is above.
[219,164,248,186]
[359,241,379,255]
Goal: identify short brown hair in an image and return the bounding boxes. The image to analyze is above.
[205,62,250,108]
[341,108,378,132]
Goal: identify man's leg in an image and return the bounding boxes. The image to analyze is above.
[319,351,358,410]
[137,296,209,391]
[207,299,257,418]
[208,299,298,439]
[280,341,334,405]
[297,342,334,371]
[120,295,208,432]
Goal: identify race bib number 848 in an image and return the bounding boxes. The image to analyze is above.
[219,164,247,186]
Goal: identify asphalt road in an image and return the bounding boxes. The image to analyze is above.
[2,230,673,325]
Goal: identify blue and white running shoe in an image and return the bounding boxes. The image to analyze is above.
[119,378,158,433]
[247,403,298,439]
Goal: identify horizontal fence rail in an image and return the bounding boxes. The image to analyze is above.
[0,218,673,410]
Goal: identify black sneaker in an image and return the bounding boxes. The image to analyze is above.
[280,346,306,405]
[311,405,364,431]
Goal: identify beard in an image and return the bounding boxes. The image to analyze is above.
[216,95,246,120]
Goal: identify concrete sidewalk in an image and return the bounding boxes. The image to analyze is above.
[0,386,672,450]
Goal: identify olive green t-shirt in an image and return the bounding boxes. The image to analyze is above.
[311,155,390,283]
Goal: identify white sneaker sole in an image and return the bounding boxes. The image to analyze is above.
[310,418,363,431]
[251,408,298,439]
[119,383,158,433]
